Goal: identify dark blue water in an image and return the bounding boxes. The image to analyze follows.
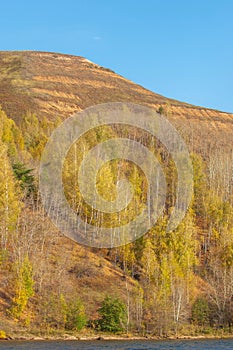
[0,339,233,350]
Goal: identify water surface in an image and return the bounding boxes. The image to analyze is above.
[0,339,233,350]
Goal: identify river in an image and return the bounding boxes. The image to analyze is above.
[0,339,233,349]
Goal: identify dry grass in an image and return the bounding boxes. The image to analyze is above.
[0,50,232,155]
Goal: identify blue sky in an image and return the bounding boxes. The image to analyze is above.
[1,0,233,112]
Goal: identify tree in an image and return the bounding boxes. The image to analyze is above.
[64,297,87,331]
[9,256,34,321]
[39,292,87,331]
[98,296,127,333]
[0,108,24,159]
[0,142,21,250]
[19,113,57,159]
[12,162,35,197]
[192,298,210,327]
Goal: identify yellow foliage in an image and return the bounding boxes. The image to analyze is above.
[0,330,6,339]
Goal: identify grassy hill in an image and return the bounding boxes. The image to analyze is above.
[0,51,232,156]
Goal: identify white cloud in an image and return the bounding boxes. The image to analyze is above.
[93,36,102,41]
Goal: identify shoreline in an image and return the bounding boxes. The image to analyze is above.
[2,334,233,342]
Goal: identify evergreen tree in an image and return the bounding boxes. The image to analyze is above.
[12,162,35,197]
[98,296,127,333]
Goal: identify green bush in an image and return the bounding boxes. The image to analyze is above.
[191,297,210,326]
[42,294,87,331]
[97,295,127,333]
[65,298,87,331]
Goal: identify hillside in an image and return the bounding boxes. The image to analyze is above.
[0,50,233,338]
[0,51,232,155]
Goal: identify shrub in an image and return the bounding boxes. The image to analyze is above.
[41,294,87,331]
[191,297,210,326]
[65,298,87,331]
[97,295,127,333]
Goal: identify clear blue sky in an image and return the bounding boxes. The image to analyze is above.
[1,0,233,112]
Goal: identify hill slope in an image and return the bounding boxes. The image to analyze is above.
[0,51,233,338]
[0,50,232,155]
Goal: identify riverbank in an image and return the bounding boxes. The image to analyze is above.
[1,320,233,342]
[2,332,233,342]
